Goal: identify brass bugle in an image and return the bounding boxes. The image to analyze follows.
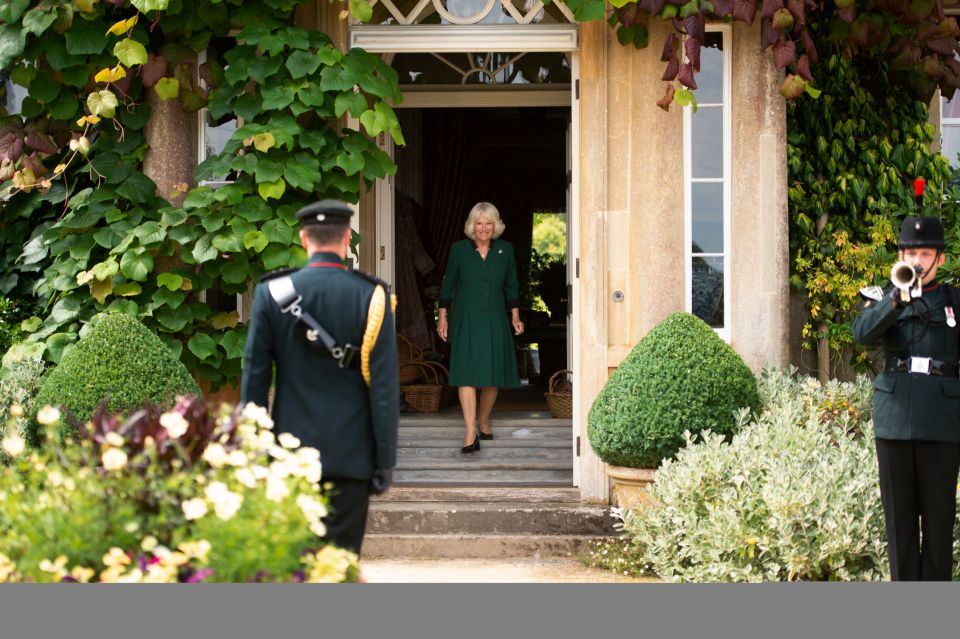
[890,261,920,303]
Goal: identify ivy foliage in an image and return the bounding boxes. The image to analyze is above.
[0,0,401,388]
[787,26,952,371]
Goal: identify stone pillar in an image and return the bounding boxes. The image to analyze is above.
[730,23,789,372]
[142,90,197,208]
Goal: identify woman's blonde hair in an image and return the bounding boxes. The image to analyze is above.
[464,202,506,239]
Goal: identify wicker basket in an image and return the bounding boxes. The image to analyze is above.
[398,334,426,385]
[400,360,449,413]
[544,369,573,419]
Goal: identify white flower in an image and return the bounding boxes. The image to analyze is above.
[202,443,228,468]
[254,431,275,451]
[182,498,208,520]
[204,481,229,501]
[1,434,25,457]
[36,405,61,426]
[308,520,327,537]
[101,447,128,471]
[265,476,289,502]
[159,411,190,439]
[269,460,291,480]
[301,459,322,484]
[178,540,212,562]
[8,404,23,418]
[124,521,140,534]
[251,465,270,480]
[242,403,273,429]
[105,432,124,447]
[234,467,257,489]
[297,495,328,521]
[212,491,243,521]
[296,447,320,462]
[227,450,248,467]
[140,536,158,552]
[278,432,301,449]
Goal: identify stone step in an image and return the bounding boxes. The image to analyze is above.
[401,414,570,429]
[373,485,582,503]
[362,533,607,559]
[367,502,615,535]
[399,438,570,449]
[395,458,571,471]
[399,426,570,440]
[394,468,573,484]
[398,446,571,461]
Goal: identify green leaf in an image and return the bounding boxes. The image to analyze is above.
[22,9,58,37]
[243,230,269,253]
[262,244,291,270]
[320,66,359,92]
[155,305,191,331]
[157,272,185,291]
[316,46,342,66]
[45,333,78,365]
[152,287,185,309]
[116,173,158,203]
[219,329,246,359]
[260,85,295,111]
[286,50,323,79]
[248,55,284,85]
[121,249,153,281]
[155,78,180,100]
[0,25,26,71]
[254,158,284,183]
[89,277,114,304]
[87,90,119,118]
[233,93,264,121]
[188,333,218,361]
[262,218,296,244]
[50,295,82,324]
[130,0,170,12]
[336,150,364,176]
[212,232,243,253]
[90,259,120,280]
[211,312,239,330]
[114,38,148,67]
[114,282,143,297]
[133,221,164,245]
[20,316,42,332]
[258,179,286,200]
[284,154,321,190]
[335,91,368,118]
[0,0,30,22]
[297,84,328,108]
[64,17,108,55]
[220,257,250,284]
[48,92,80,120]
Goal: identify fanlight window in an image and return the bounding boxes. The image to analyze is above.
[357,0,576,26]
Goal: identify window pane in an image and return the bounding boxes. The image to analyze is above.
[943,124,960,166]
[692,256,724,328]
[943,95,960,120]
[392,52,570,85]
[1,77,27,116]
[692,106,723,178]
[691,182,724,253]
[696,32,724,104]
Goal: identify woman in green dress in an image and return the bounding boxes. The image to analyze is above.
[437,202,524,453]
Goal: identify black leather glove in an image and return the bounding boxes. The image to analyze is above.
[369,468,393,495]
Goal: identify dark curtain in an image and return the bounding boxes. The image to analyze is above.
[422,110,472,275]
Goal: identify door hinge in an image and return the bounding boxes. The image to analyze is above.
[575,79,579,101]
[576,436,580,457]
[379,246,385,260]
[575,258,579,279]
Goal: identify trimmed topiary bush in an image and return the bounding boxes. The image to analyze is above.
[587,312,759,468]
[32,313,200,430]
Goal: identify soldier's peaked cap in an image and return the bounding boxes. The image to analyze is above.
[898,215,945,250]
[295,199,354,226]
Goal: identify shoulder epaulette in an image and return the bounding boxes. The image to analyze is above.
[258,267,299,284]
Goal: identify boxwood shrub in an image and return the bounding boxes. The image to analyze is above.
[587,312,759,468]
[32,313,200,433]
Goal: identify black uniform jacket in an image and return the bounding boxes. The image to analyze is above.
[852,283,960,442]
[241,251,399,479]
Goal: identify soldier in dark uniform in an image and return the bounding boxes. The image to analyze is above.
[853,213,960,581]
[241,200,399,556]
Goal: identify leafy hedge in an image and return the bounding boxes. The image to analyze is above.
[31,313,199,433]
[587,312,758,469]
[611,369,888,582]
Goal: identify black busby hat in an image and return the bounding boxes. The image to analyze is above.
[295,200,353,227]
[898,215,945,250]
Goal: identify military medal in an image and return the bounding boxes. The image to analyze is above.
[947,306,957,328]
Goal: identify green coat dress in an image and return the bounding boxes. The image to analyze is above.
[440,238,521,388]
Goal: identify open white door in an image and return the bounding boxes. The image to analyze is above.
[567,53,580,488]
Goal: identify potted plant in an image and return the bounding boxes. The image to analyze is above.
[587,312,759,511]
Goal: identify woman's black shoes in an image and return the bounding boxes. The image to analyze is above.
[477,429,494,440]
[461,437,480,454]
